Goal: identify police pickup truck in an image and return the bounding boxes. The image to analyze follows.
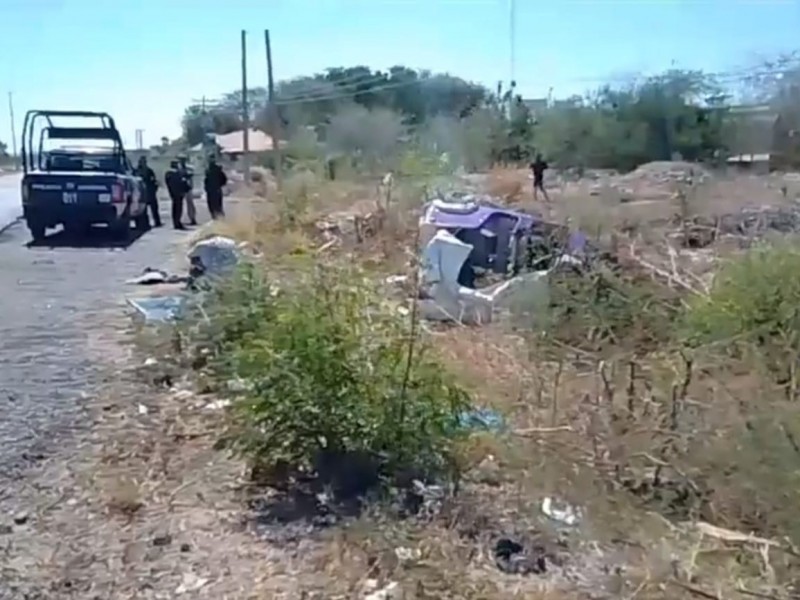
[20,110,148,242]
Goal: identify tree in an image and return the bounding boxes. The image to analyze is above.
[181,66,487,145]
[535,69,729,171]
[326,105,406,170]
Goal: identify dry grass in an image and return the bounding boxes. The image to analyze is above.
[10,166,798,599]
[184,168,799,598]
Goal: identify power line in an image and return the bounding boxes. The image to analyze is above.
[196,59,800,113]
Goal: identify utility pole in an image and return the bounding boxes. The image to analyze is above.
[264,29,283,189]
[7,92,18,170]
[240,29,251,182]
[509,0,516,88]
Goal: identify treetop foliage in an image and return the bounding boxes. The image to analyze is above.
[181,57,800,172]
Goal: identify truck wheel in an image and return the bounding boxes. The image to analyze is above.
[113,216,131,240]
[134,210,150,232]
[28,221,46,242]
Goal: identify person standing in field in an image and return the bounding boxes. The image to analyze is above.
[177,154,198,226]
[165,160,187,230]
[530,153,550,202]
[203,156,228,219]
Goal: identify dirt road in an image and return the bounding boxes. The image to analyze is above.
[0,219,188,489]
[0,173,22,232]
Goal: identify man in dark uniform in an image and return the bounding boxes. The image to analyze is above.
[177,154,197,226]
[136,156,161,227]
[165,160,187,230]
[203,156,228,219]
[530,153,550,202]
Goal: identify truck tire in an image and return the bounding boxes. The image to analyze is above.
[112,214,131,240]
[28,221,46,242]
[134,210,150,232]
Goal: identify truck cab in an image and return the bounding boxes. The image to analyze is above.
[20,110,148,242]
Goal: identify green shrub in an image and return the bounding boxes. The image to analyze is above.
[682,243,800,388]
[196,262,470,486]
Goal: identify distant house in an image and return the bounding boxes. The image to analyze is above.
[521,98,549,119]
[725,103,800,171]
[191,128,286,159]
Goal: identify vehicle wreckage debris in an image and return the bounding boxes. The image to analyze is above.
[126,235,243,323]
[415,191,593,325]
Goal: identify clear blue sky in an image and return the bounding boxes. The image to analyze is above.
[1,0,798,148]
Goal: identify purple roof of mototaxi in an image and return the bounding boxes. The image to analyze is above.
[426,203,537,231]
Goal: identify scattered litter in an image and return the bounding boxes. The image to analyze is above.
[143,357,158,367]
[205,399,231,411]
[494,537,548,575]
[394,546,421,563]
[126,267,187,286]
[152,533,172,547]
[175,572,209,595]
[225,377,253,393]
[541,496,582,526]
[457,407,505,432]
[405,479,445,519]
[127,295,184,323]
[137,403,149,415]
[364,581,401,600]
[187,236,240,279]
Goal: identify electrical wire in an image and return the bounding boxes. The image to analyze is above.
[199,60,800,110]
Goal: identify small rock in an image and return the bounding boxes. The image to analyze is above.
[152,533,172,547]
[13,512,28,526]
[143,357,158,367]
[180,543,191,553]
[138,403,149,415]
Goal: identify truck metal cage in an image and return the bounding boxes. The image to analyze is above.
[20,110,129,175]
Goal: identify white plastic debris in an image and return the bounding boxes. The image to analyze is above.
[394,546,421,563]
[541,496,582,526]
[137,403,149,415]
[364,581,401,600]
[175,573,209,594]
[187,235,240,278]
[143,357,158,367]
[205,399,231,411]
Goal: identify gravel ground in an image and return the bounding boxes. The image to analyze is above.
[0,200,279,599]
[0,214,190,489]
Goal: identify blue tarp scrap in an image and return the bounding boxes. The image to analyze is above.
[127,295,185,323]
[457,407,506,432]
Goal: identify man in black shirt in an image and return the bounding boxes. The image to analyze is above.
[203,156,228,219]
[530,153,550,202]
[164,160,187,230]
[136,156,161,227]
[177,154,197,226]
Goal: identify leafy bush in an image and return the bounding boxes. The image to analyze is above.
[682,244,800,389]
[196,262,470,487]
